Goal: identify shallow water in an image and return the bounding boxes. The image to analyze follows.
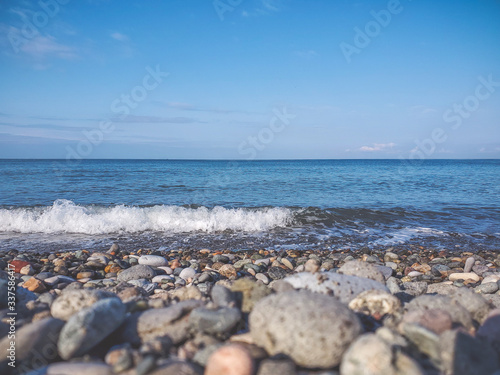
[0,159,498,252]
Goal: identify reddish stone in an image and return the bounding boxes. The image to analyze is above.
[9,260,30,273]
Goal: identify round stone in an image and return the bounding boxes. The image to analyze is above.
[117,265,155,282]
[250,290,362,368]
[138,255,168,267]
[179,267,197,281]
[205,344,254,375]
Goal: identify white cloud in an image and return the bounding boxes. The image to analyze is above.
[19,34,77,60]
[359,143,396,152]
[294,50,319,59]
[110,32,129,42]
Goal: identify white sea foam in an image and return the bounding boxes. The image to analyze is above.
[371,226,446,246]
[0,200,293,234]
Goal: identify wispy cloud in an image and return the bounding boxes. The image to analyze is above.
[241,0,284,17]
[110,115,203,124]
[0,123,92,132]
[110,32,129,42]
[152,101,261,115]
[409,105,438,117]
[359,143,396,152]
[261,0,280,12]
[2,26,77,61]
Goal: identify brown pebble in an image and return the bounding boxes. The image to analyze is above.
[219,264,237,279]
[205,344,254,375]
[304,259,320,273]
[22,277,47,293]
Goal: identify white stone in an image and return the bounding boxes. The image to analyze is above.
[448,272,480,282]
[482,274,500,284]
[179,267,197,281]
[138,255,168,267]
[152,275,174,283]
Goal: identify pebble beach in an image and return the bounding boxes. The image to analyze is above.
[1,244,500,375]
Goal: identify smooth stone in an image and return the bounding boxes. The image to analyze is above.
[376,265,394,280]
[213,255,230,264]
[152,275,174,283]
[20,264,36,275]
[189,307,241,335]
[198,272,211,283]
[340,333,425,375]
[257,358,296,375]
[440,329,499,375]
[250,290,362,368]
[386,276,402,294]
[179,267,197,281]
[281,258,295,270]
[233,259,252,269]
[44,275,75,286]
[51,289,116,320]
[448,272,480,282]
[348,289,402,317]
[46,362,113,375]
[121,300,203,345]
[385,261,398,270]
[58,298,127,359]
[339,260,385,283]
[482,274,500,284]
[0,318,64,373]
[384,252,399,262]
[475,282,499,294]
[304,259,320,273]
[464,257,475,273]
[205,344,254,375]
[254,258,270,266]
[211,285,236,308]
[255,273,269,285]
[109,242,120,253]
[283,271,389,304]
[157,266,173,275]
[138,255,168,267]
[148,361,202,375]
[36,272,54,281]
[407,271,423,278]
[431,264,451,276]
[406,295,473,330]
[117,264,155,282]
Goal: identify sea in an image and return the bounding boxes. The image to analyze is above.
[0,159,499,253]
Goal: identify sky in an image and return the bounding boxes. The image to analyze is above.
[0,0,499,159]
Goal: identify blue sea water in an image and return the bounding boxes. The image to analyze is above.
[0,159,499,252]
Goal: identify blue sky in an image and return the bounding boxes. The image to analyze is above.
[0,0,499,159]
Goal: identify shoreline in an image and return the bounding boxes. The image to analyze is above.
[1,244,500,374]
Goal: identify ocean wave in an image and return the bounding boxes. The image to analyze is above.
[0,200,293,234]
